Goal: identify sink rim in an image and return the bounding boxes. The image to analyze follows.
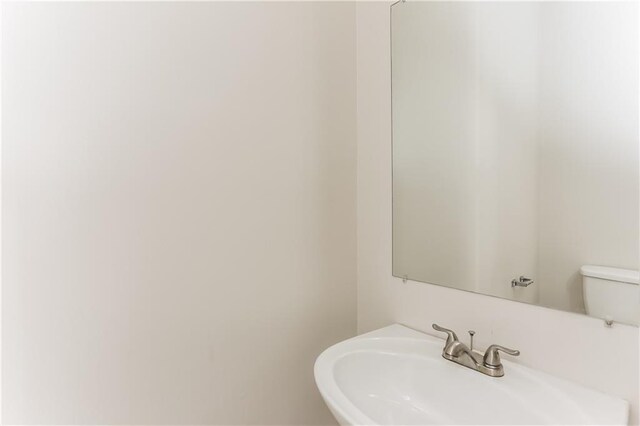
[314,324,630,426]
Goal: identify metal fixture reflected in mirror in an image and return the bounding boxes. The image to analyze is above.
[391,1,639,326]
[511,276,534,288]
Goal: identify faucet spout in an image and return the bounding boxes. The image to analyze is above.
[444,341,482,368]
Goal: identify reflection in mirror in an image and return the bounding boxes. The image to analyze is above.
[391,1,639,326]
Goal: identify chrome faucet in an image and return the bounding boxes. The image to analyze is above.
[432,324,520,377]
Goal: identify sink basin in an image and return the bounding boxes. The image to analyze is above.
[314,324,629,425]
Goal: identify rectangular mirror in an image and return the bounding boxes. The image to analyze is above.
[391,1,639,326]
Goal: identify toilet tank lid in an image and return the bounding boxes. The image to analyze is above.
[580,265,639,284]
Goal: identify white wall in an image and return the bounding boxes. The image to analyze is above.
[356,2,639,424]
[2,2,356,424]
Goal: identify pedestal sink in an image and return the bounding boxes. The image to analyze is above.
[314,324,629,425]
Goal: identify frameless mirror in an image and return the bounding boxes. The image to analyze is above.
[391,1,639,326]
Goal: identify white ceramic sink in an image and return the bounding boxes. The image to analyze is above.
[314,324,629,425]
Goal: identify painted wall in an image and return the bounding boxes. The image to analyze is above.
[356,2,639,424]
[2,2,356,424]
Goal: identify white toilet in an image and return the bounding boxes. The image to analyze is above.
[581,265,639,326]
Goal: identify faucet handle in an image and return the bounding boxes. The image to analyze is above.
[432,324,459,346]
[483,344,520,368]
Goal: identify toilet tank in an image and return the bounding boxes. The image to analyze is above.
[581,265,639,326]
